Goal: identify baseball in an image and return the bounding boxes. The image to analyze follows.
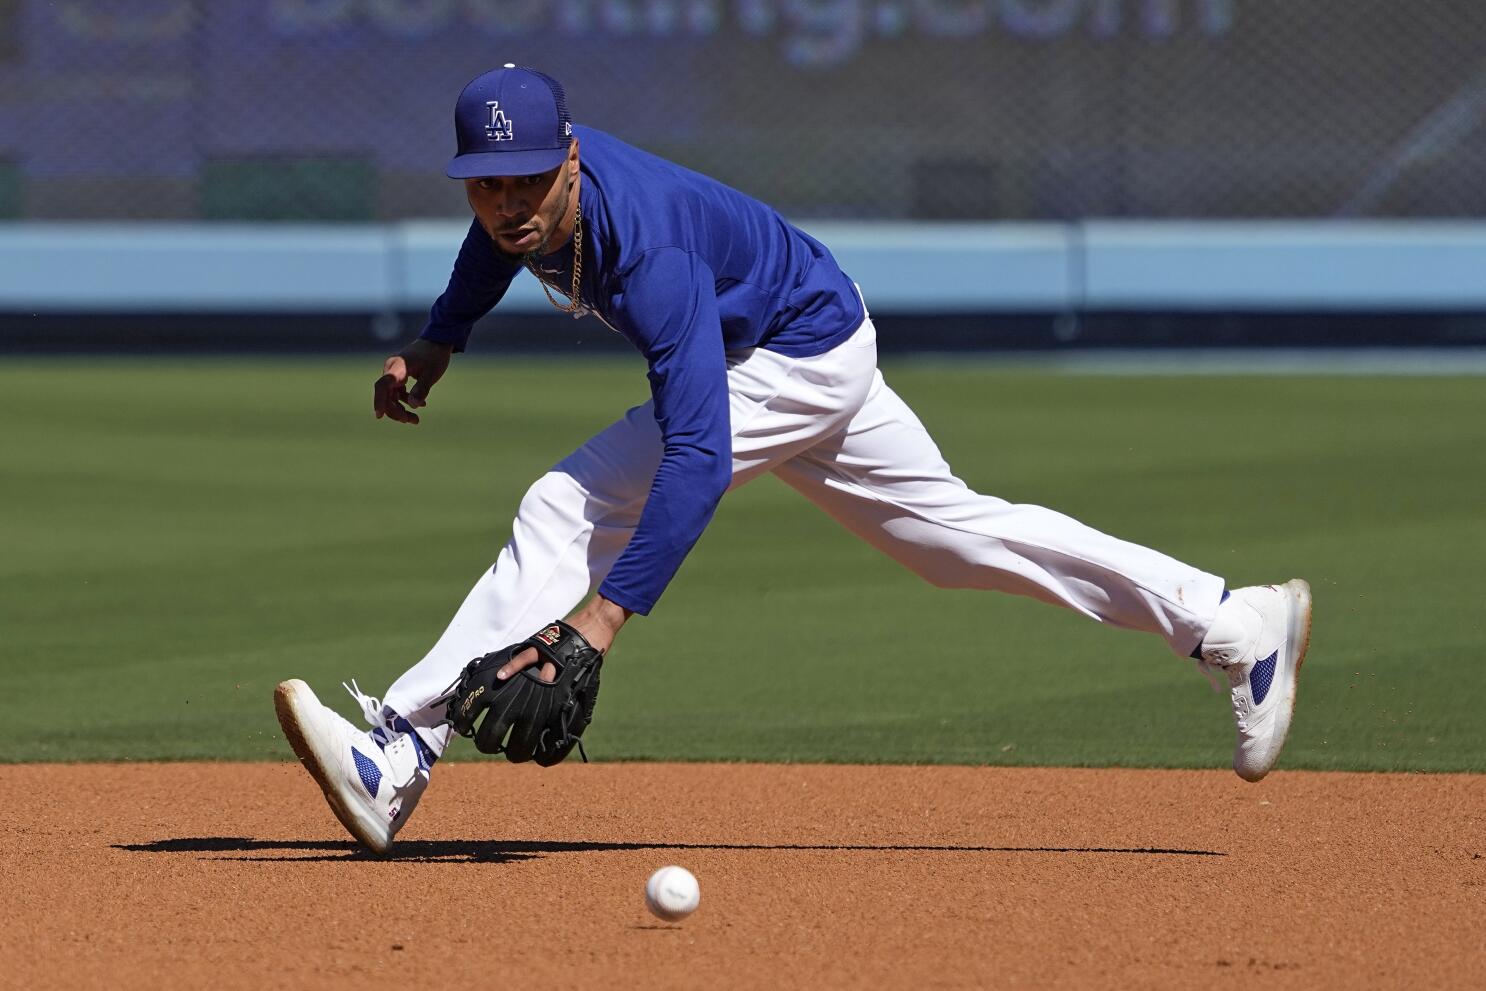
[644,865,700,922]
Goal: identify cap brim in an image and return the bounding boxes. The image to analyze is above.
[446,146,568,179]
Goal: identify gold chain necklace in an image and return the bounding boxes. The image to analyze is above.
[525,197,583,314]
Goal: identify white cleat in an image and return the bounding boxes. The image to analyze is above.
[1195,579,1313,782]
[274,678,432,854]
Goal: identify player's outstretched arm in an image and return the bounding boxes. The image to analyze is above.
[373,338,453,424]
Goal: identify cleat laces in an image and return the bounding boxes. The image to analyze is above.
[1193,658,1251,731]
[342,680,425,791]
[343,679,387,730]
[1193,658,1227,695]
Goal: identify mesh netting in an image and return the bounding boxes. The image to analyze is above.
[1,0,1484,221]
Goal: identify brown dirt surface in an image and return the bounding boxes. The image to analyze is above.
[3,763,1483,990]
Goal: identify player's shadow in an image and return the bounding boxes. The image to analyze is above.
[115,836,1224,864]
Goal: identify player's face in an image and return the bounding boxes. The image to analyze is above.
[465,143,578,257]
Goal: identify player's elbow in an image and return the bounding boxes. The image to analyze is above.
[698,449,733,500]
[668,443,732,500]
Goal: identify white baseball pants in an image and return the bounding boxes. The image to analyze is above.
[383,313,1226,753]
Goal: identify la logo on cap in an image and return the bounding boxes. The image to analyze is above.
[484,101,513,141]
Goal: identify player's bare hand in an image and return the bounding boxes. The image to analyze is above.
[497,595,633,683]
[374,338,453,424]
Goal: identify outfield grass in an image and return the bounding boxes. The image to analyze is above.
[4,357,1482,770]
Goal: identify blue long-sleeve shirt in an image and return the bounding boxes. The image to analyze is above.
[420,126,864,614]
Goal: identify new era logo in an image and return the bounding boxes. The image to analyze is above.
[485,101,513,141]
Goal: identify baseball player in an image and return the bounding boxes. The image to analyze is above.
[275,65,1313,854]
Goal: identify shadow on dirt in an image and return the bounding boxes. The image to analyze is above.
[114,836,1224,864]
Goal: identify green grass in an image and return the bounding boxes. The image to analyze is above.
[4,357,1483,770]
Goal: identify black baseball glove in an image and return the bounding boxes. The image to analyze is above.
[442,620,603,766]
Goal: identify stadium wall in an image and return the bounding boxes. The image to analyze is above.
[3,221,1485,352]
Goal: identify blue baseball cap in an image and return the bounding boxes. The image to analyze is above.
[447,64,574,179]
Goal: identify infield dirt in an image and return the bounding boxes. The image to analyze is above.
[4,763,1482,989]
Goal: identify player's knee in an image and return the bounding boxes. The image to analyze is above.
[874,521,985,588]
[517,469,643,530]
[903,546,984,589]
[515,471,586,525]
[918,565,976,590]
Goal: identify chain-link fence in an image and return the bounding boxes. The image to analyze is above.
[2,0,1484,222]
